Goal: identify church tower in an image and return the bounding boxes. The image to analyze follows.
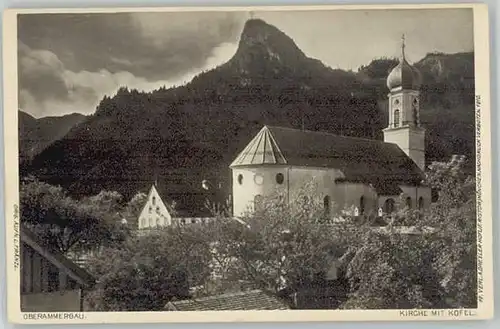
[383,35,426,171]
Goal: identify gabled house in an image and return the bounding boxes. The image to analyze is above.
[137,183,173,229]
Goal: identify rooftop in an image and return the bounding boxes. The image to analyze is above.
[165,289,291,311]
[230,125,424,185]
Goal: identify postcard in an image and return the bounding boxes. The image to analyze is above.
[2,3,493,324]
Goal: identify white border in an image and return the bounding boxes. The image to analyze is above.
[2,3,493,324]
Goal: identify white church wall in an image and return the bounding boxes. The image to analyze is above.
[384,128,411,150]
[232,166,289,217]
[336,183,379,215]
[287,166,343,201]
[399,185,432,210]
[232,165,345,217]
[377,185,432,214]
[377,195,399,213]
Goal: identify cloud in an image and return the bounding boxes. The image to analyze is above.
[18,40,239,118]
[18,12,246,81]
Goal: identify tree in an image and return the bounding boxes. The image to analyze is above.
[341,229,444,309]
[84,225,213,311]
[205,182,350,303]
[341,155,477,309]
[20,177,129,253]
[423,155,477,308]
[125,192,148,219]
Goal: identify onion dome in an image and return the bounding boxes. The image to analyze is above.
[387,35,422,90]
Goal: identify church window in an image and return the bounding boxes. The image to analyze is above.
[191,219,196,224]
[237,174,243,185]
[406,197,412,209]
[394,99,400,105]
[418,197,424,210]
[149,206,152,214]
[323,196,331,215]
[156,206,160,213]
[152,196,156,206]
[360,196,365,215]
[394,109,400,128]
[413,106,419,125]
[276,173,284,184]
[384,198,395,214]
[254,174,264,185]
[254,195,264,211]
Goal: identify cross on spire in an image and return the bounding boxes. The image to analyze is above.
[401,34,406,59]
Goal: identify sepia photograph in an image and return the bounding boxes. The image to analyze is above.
[2,3,493,324]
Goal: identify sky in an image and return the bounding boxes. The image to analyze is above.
[17,8,474,118]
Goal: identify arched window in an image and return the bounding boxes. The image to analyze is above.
[384,198,395,214]
[152,196,156,206]
[406,197,412,209]
[149,206,152,214]
[254,195,264,211]
[359,196,365,215]
[394,109,400,128]
[418,197,424,210]
[237,174,243,185]
[156,206,160,213]
[276,173,284,184]
[191,219,196,224]
[323,196,331,215]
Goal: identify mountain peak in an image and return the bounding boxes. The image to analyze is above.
[228,19,307,73]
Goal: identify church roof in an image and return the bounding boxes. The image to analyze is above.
[230,124,286,166]
[230,126,424,185]
[386,58,421,90]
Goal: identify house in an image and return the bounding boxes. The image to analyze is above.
[137,183,219,230]
[20,225,95,312]
[230,38,431,217]
[137,183,173,229]
[164,290,292,311]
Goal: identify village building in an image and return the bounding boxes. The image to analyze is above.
[230,39,431,218]
[137,183,173,229]
[20,225,95,312]
[165,289,292,311]
[137,183,214,230]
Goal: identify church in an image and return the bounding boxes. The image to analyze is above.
[230,38,432,218]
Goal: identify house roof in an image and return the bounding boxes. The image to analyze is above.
[21,225,95,287]
[165,290,291,311]
[231,126,424,185]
